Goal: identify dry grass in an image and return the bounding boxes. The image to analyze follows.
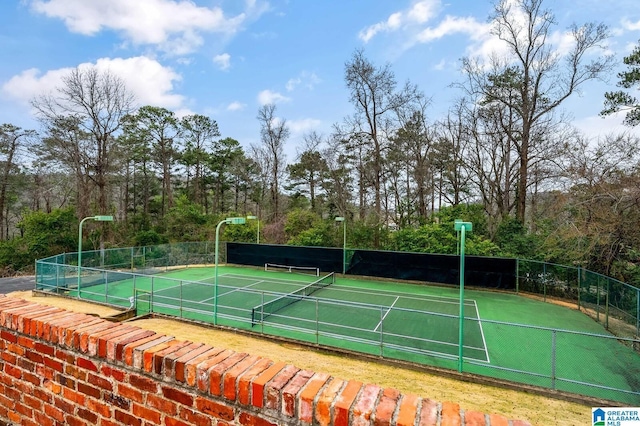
[8,291,592,426]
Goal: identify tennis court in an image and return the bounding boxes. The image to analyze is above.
[66,263,640,403]
[117,266,489,363]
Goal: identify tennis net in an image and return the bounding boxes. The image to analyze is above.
[251,272,335,325]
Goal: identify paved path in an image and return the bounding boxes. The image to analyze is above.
[0,276,35,294]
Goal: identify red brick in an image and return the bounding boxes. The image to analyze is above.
[237,358,273,405]
[64,318,107,348]
[107,328,154,361]
[133,402,161,424]
[281,369,315,417]
[77,407,99,424]
[91,324,137,357]
[194,349,234,391]
[334,380,363,426]
[86,398,111,417]
[123,333,171,366]
[115,409,142,426]
[162,385,194,406]
[464,410,487,426]
[209,352,249,396]
[298,372,331,423]
[265,364,300,410]
[396,394,419,426]
[34,410,55,426]
[34,341,56,356]
[147,393,177,416]
[140,340,178,372]
[488,413,510,426]
[49,313,90,344]
[419,398,438,426]
[165,418,190,426]
[179,406,212,426]
[129,373,158,393]
[76,356,98,372]
[441,401,461,426]
[15,400,34,417]
[1,329,17,343]
[511,421,533,426]
[250,361,287,408]
[352,383,381,426]
[77,381,101,399]
[32,310,67,337]
[44,355,64,372]
[62,387,85,406]
[130,334,175,368]
[153,340,193,375]
[87,372,113,391]
[44,402,65,422]
[317,377,345,425]
[24,393,43,410]
[174,344,216,382]
[374,388,401,426]
[101,364,126,382]
[195,397,234,421]
[113,328,156,361]
[238,412,278,426]
[163,342,204,378]
[222,354,260,400]
[184,347,226,386]
[117,383,144,404]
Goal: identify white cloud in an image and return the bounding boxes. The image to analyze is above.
[286,71,321,92]
[358,0,440,42]
[257,89,291,105]
[227,101,245,111]
[622,18,640,31]
[2,56,185,110]
[214,53,231,70]
[27,0,264,54]
[288,118,322,135]
[416,15,488,44]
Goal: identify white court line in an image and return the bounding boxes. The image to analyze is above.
[472,300,491,363]
[200,279,267,303]
[374,296,399,332]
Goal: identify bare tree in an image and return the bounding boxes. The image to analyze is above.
[342,49,419,243]
[0,125,35,239]
[256,104,289,220]
[32,67,134,219]
[460,0,613,223]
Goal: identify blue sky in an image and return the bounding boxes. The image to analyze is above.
[1,0,640,161]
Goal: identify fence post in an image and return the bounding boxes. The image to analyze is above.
[543,263,547,302]
[379,306,384,357]
[260,292,265,335]
[605,279,610,330]
[315,299,319,345]
[577,267,581,310]
[516,259,520,294]
[596,275,601,323]
[551,330,557,390]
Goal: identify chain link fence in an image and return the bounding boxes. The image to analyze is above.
[34,244,640,404]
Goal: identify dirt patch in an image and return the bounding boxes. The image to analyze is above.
[6,291,592,426]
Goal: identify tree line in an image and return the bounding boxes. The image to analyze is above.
[1,0,640,287]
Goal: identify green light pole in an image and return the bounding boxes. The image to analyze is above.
[214,217,246,325]
[246,215,259,243]
[78,215,114,298]
[335,216,346,275]
[454,219,472,372]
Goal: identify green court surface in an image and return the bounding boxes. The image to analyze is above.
[74,264,640,404]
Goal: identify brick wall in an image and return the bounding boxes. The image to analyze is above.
[0,295,531,426]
